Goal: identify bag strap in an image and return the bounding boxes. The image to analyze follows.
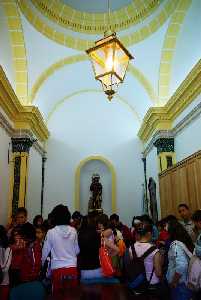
[131,244,137,259]
[141,246,157,260]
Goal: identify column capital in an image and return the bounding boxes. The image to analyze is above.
[154,137,174,155]
[11,137,34,153]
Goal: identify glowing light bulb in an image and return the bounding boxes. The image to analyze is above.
[106,52,113,71]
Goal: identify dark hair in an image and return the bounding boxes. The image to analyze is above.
[178,203,189,210]
[132,216,142,228]
[51,205,71,226]
[97,214,110,229]
[110,214,119,222]
[140,214,153,225]
[168,220,194,253]
[164,215,177,223]
[9,226,22,245]
[192,210,201,222]
[33,215,43,227]
[35,224,46,233]
[0,225,9,248]
[21,223,36,243]
[72,211,82,220]
[16,207,27,216]
[136,223,153,237]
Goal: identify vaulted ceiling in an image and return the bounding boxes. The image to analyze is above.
[0,0,201,136]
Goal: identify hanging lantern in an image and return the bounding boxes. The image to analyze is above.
[86,32,133,101]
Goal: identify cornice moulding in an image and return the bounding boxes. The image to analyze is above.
[0,66,49,142]
[138,59,201,143]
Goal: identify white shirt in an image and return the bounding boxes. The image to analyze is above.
[0,247,12,285]
[42,225,79,270]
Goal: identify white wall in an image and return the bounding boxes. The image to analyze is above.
[0,127,10,225]
[80,160,112,216]
[26,147,42,222]
[44,91,144,226]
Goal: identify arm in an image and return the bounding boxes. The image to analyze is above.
[2,247,12,271]
[170,242,187,287]
[74,231,80,255]
[42,231,52,266]
[153,251,163,280]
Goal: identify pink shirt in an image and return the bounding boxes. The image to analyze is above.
[131,242,160,285]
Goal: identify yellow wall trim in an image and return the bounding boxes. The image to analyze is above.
[0,65,49,141]
[75,156,117,213]
[138,59,201,143]
[2,0,28,104]
[158,0,192,105]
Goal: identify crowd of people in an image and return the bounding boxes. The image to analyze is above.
[0,203,201,300]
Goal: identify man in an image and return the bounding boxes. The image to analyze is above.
[178,203,196,242]
[110,214,132,247]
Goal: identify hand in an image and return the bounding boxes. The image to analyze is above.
[170,280,178,288]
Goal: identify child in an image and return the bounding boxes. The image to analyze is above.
[42,205,80,297]
[35,225,46,247]
[0,225,12,300]
[9,223,41,286]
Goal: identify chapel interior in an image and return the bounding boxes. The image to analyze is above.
[0,0,201,233]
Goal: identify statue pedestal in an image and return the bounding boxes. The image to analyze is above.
[88,208,103,215]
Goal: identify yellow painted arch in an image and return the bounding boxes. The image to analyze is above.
[2,0,28,104]
[30,54,157,105]
[46,89,141,124]
[158,0,192,105]
[18,0,177,51]
[75,155,116,212]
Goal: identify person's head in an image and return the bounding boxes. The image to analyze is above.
[110,214,120,227]
[20,222,36,245]
[140,214,153,225]
[51,204,71,226]
[97,214,110,231]
[167,220,194,253]
[0,225,9,248]
[16,207,27,225]
[136,223,153,242]
[132,216,143,230]
[33,215,43,227]
[9,226,22,245]
[35,225,46,243]
[178,204,191,221]
[192,210,201,230]
[72,211,82,228]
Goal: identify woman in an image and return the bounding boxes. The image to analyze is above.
[129,223,163,290]
[167,220,194,300]
[78,215,102,279]
[42,205,79,296]
[0,225,12,300]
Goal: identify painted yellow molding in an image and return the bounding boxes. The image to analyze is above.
[2,0,28,104]
[29,54,157,105]
[158,0,192,105]
[46,89,141,124]
[75,156,116,212]
[138,59,201,143]
[18,0,177,50]
[31,0,159,34]
[0,65,49,141]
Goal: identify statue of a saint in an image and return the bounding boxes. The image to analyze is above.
[89,174,102,210]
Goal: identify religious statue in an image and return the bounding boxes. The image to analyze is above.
[88,174,102,211]
[148,177,158,223]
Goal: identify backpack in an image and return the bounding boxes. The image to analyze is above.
[187,255,201,291]
[123,244,156,289]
